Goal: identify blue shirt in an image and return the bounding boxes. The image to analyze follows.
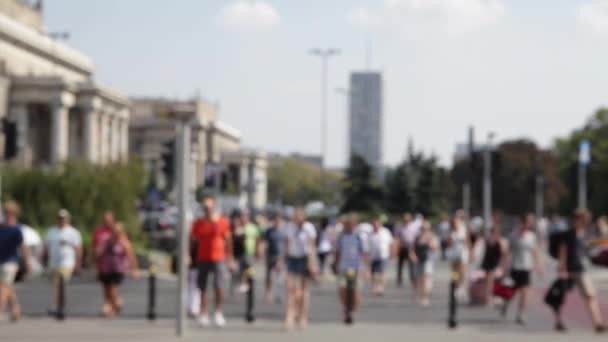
[264,226,285,258]
[0,225,23,263]
[337,232,365,272]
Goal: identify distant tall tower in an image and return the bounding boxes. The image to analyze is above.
[349,71,383,169]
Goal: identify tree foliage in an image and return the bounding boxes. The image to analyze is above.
[1,159,146,247]
[452,139,565,216]
[267,158,342,206]
[555,108,608,215]
[341,154,384,214]
[384,148,451,216]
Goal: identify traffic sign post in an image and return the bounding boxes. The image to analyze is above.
[578,140,590,210]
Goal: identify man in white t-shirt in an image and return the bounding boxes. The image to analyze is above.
[369,216,394,295]
[44,209,82,316]
[283,208,317,331]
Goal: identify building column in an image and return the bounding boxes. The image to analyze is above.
[51,102,69,163]
[109,115,119,162]
[83,107,99,163]
[120,118,129,161]
[10,103,29,166]
[99,112,109,164]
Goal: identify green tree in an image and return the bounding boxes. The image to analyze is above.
[555,108,608,215]
[341,154,384,213]
[451,139,565,216]
[267,158,342,206]
[385,147,451,216]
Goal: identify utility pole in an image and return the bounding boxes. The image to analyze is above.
[535,152,544,220]
[483,133,495,233]
[171,105,196,337]
[578,140,591,209]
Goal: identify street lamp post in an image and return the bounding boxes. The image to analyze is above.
[535,152,545,220]
[310,48,339,194]
[483,132,495,233]
[170,104,197,337]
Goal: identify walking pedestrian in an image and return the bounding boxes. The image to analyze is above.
[368,215,394,296]
[284,208,318,331]
[552,208,605,333]
[190,195,234,327]
[438,214,451,260]
[263,211,285,303]
[316,217,333,276]
[91,210,116,315]
[503,214,542,325]
[44,209,82,318]
[480,225,508,305]
[396,213,419,287]
[446,210,471,300]
[97,222,139,318]
[409,221,439,307]
[0,201,30,322]
[333,213,368,325]
[232,210,261,294]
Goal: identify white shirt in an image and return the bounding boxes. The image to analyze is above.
[399,221,421,247]
[45,225,82,270]
[510,230,537,271]
[285,221,317,258]
[369,227,393,261]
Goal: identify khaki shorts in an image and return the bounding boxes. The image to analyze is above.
[337,269,360,289]
[571,273,596,299]
[0,262,19,285]
[50,267,74,286]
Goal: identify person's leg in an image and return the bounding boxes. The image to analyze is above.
[213,263,225,313]
[265,259,273,302]
[397,249,405,286]
[0,283,8,317]
[408,258,417,287]
[299,277,310,327]
[197,263,210,316]
[516,286,529,323]
[8,286,20,319]
[578,275,604,329]
[109,283,121,315]
[485,271,495,305]
[285,274,298,329]
[101,284,114,317]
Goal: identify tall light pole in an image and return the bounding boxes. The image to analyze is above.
[578,140,591,209]
[535,151,545,220]
[310,48,340,195]
[483,132,496,233]
[170,104,196,337]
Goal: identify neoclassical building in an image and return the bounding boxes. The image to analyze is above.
[0,0,129,167]
[130,97,268,209]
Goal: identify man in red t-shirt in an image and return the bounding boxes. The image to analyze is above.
[190,195,233,327]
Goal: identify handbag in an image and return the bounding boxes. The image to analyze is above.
[544,278,574,312]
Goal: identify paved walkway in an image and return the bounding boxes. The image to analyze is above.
[1,261,607,341]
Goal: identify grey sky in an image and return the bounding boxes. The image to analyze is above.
[44,0,608,167]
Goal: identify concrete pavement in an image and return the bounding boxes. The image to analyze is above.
[1,261,607,341]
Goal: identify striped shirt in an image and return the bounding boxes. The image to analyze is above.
[336,232,366,272]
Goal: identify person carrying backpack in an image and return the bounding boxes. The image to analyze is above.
[550,208,605,333]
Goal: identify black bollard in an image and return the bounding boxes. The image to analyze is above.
[245,268,255,323]
[56,274,66,321]
[147,266,157,321]
[447,273,458,329]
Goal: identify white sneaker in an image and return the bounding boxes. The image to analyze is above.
[198,313,211,327]
[214,312,226,327]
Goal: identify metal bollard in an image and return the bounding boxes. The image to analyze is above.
[56,274,66,321]
[447,272,458,329]
[147,265,157,321]
[245,267,255,323]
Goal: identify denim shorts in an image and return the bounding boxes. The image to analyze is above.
[370,259,386,274]
[287,257,308,276]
